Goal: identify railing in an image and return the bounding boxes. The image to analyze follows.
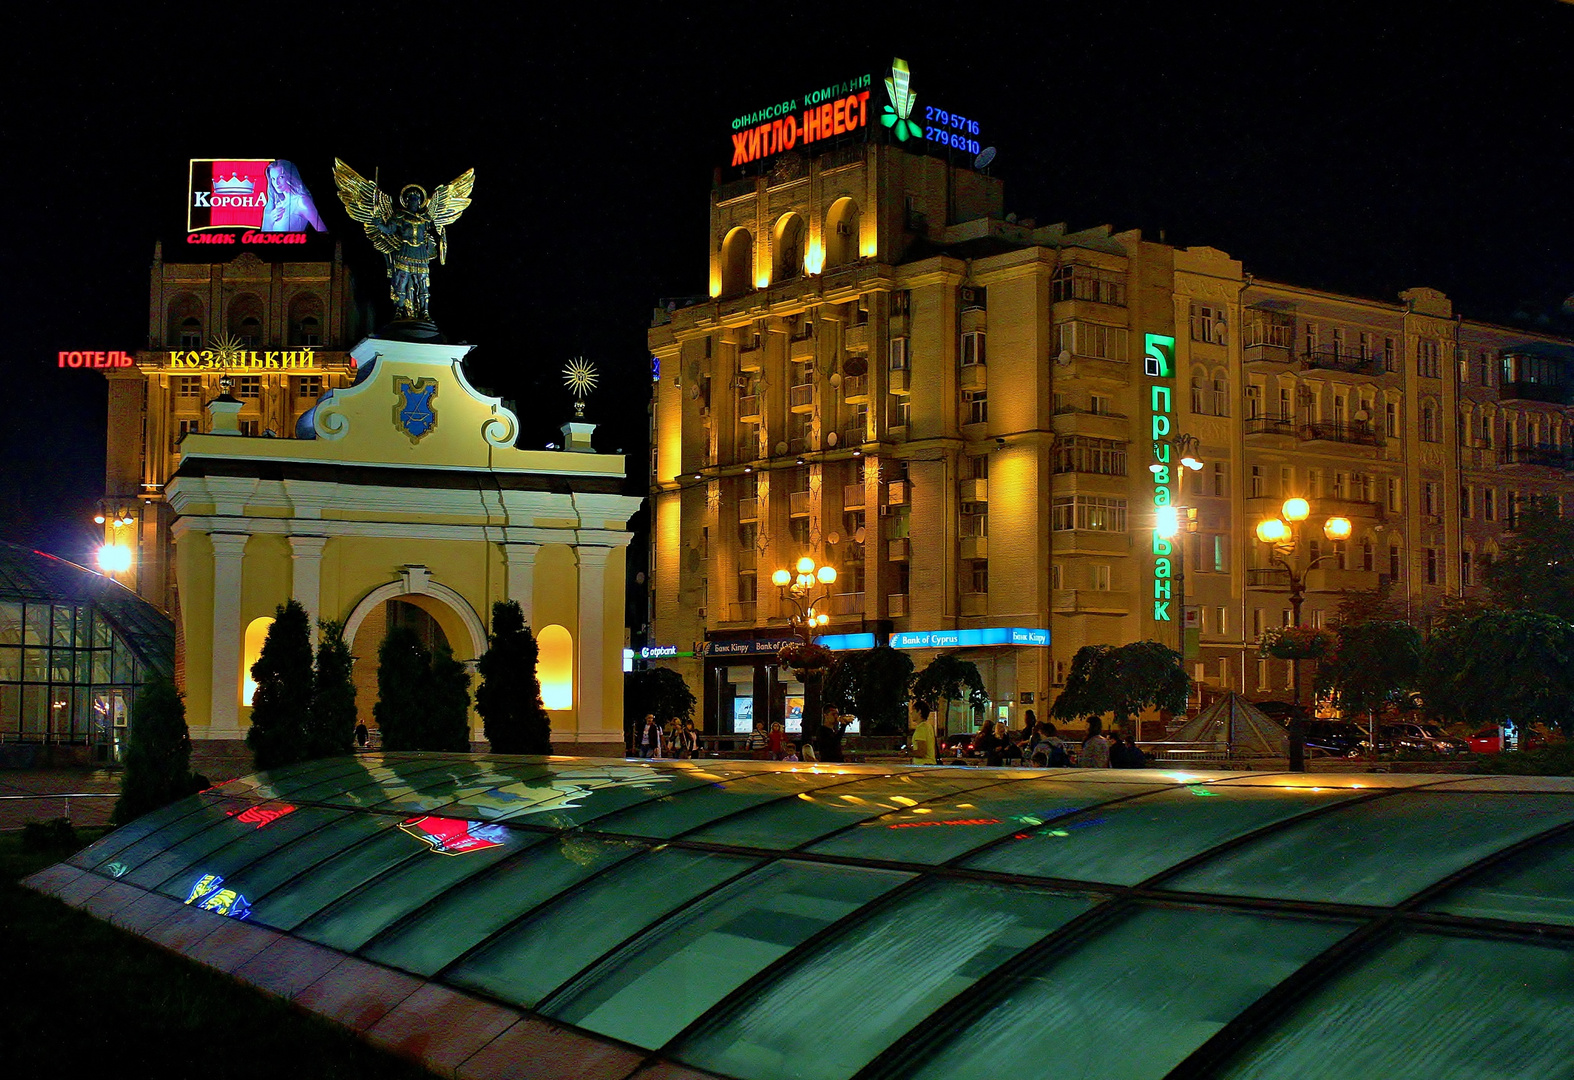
[843,483,866,508]
[832,592,865,615]
[736,549,757,570]
[888,537,909,560]
[1300,346,1387,375]
[840,374,868,399]
[888,593,908,617]
[737,395,760,420]
[789,490,810,516]
[1242,342,1294,364]
[737,497,758,521]
[1500,445,1574,469]
[1054,404,1128,419]
[1247,568,1291,588]
[1299,421,1379,446]
[789,383,815,409]
[1500,381,1572,405]
[714,176,756,202]
[1244,417,1296,437]
[727,601,756,622]
[886,480,908,505]
[841,423,866,447]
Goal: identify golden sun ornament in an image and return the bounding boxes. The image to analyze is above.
[563,357,599,417]
[209,333,247,367]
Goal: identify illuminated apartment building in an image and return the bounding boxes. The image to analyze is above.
[102,244,361,613]
[649,137,1574,736]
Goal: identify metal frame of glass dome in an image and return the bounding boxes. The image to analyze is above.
[31,755,1574,1080]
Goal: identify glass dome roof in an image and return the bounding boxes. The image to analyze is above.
[43,755,1574,1080]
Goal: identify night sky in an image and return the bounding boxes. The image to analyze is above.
[5,4,1572,565]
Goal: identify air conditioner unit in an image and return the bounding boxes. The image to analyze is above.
[836,222,853,236]
[698,406,710,418]
[697,607,707,620]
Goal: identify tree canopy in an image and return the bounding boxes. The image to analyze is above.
[1051,641,1189,733]
[824,645,915,735]
[910,652,987,728]
[375,625,471,751]
[1314,618,1423,717]
[114,674,197,824]
[476,601,551,754]
[1483,495,1574,622]
[1420,608,1574,736]
[246,600,314,770]
[305,619,357,759]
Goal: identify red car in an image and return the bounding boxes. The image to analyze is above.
[1467,726,1547,754]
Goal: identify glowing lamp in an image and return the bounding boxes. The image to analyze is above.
[816,614,829,626]
[796,556,815,575]
[1180,456,1204,471]
[1323,516,1353,541]
[93,514,106,524]
[1282,497,1310,523]
[1256,519,1288,544]
[772,569,792,587]
[97,544,132,573]
[816,565,837,584]
[1155,505,1180,539]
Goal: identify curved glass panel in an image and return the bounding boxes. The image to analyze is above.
[675,880,1095,1080]
[447,848,758,1006]
[806,779,1152,866]
[908,905,1355,1080]
[1164,793,1574,905]
[152,805,345,899]
[120,800,301,888]
[1425,828,1574,926]
[70,794,212,869]
[541,860,913,1048]
[964,784,1363,885]
[465,763,712,827]
[359,834,641,976]
[287,757,465,806]
[588,769,885,839]
[81,797,250,876]
[686,772,1003,851]
[1215,932,1574,1079]
[169,811,392,911]
[210,755,377,801]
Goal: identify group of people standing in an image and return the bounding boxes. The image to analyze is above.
[911,706,1147,769]
[635,709,852,762]
[634,714,700,758]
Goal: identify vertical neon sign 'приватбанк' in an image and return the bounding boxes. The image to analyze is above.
[1146,334,1177,622]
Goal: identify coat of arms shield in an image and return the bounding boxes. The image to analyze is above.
[393,376,438,442]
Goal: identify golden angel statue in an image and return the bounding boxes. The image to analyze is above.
[332,159,475,321]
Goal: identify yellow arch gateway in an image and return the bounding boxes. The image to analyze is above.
[166,331,643,757]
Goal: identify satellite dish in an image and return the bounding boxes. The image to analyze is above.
[1355,409,1371,422]
[775,441,789,455]
[1056,349,1073,367]
[829,372,843,387]
[855,527,867,544]
[826,531,841,545]
[974,146,997,169]
[688,385,701,399]
[826,431,839,447]
[844,355,868,377]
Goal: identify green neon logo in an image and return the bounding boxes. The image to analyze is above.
[882,58,924,142]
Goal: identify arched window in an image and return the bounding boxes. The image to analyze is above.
[242,616,274,706]
[537,624,574,710]
[288,292,325,346]
[773,214,806,281]
[720,228,754,297]
[167,293,205,348]
[825,197,861,267]
[1212,370,1229,417]
[228,294,266,347]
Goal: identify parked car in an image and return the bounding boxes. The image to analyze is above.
[1300,720,1371,758]
[1467,726,1548,754]
[1381,722,1468,755]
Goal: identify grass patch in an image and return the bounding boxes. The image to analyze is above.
[1468,743,1574,776]
[0,827,437,1079]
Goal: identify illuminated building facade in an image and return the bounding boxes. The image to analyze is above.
[649,140,1574,735]
[102,244,361,614]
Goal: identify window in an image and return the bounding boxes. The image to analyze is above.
[1333,540,1347,570]
[888,336,908,370]
[175,375,202,398]
[1244,311,1294,348]
[1458,346,1470,384]
[1483,488,1496,522]
[1303,323,1319,355]
[1481,415,1495,449]
[1384,336,1399,373]
[1421,401,1439,442]
[1250,466,1264,498]
[1361,538,1374,572]
[1417,339,1441,378]
[1461,550,1473,586]
[790,518,810,549]
[1190,304,1226,344]
[1057,321,1129,362]
[1191,375,1206,414]
[1091,564,1112,591]
[888,396,910,429]
[1386,477,1402,513]
[1213,377,1229,416]
[1212,462,1227,497]
[1212,535,1229,573]
[1053,437,1126,476]
[296,375,322,399]
[1245,384,1262,418]
[1279,388,1292,420]
[963,390,987,425]
[1052,264,1126,306]
[960,331,986,366]
[891,289,911,316]
[1051,564,1063,590]
[1214,606,1228,634]
[1333,471,1347,499]
[234,375,261,398]
[239,419,260,436]
[1089,394,1114,416]
[173,418,201,450]
[178,317,203,349]
[1307,469,1321,498]
[1426,547,1439,585]
[1051,496,1128,532]
[1389,544,1402,580]
[1252,608,1265,639]
[1461,486,1473,519]
[961,503,988,538]
[970,560,989,594]
[737,573,757,604]
[1423,481,1440,517]
[1479,350,1492,386]
[1280,466,1293,497]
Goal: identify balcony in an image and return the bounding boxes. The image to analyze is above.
[1052,589,1132,615]
[886,479,908,506]
[958,477,988,502]
[888,537,909,560]
[1052,406,1129,441]
[888,593,908,618]
[1501,444,1574,470]
[832,592,865,616]
[736,549,757,571]
[1242,342,1294,366]
[960,592,988,617]
[737,496,758,521]
[1053,530,1131,555]
[738,345,763,372]
[737,395,760,422]
[844,322,869,353]
[1300,346,1386,376]
[843,483,866,508]
[960,535,988,560]
[1306,567,1382,593]
[839,423,866,448]
[958,364,987,392]
[1244,416,1297,438]
[888,368,910,395]
[1500,381,1573,406]
[786,490,809,517]
[727,601,756,623]
[789,335,815,363]
[736,436,760,461]
[1299,421,1379,447]
[840,374,868,402]
[789,383,815,411]
[1247,568,1291,589]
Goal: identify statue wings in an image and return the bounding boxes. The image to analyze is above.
[332,158,397,256]
[426,169,475,265]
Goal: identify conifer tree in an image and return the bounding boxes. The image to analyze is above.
[428,643,476,751]
[114,674,196,824]
[476,600,551,754]
[246,599,314,770]
[306,619,357,758]
[374,624,429,751]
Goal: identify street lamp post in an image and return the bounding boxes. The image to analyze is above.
[1153,434,1204,666]
[1254,498,1352,771]
[771,556,836,739]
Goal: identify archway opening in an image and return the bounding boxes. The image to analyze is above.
[348,598,457,734]
[538,624,574,711]
[242,616,274,706]
[773,214,805,281]
[825,197,861,267]
[720,228,754,297]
